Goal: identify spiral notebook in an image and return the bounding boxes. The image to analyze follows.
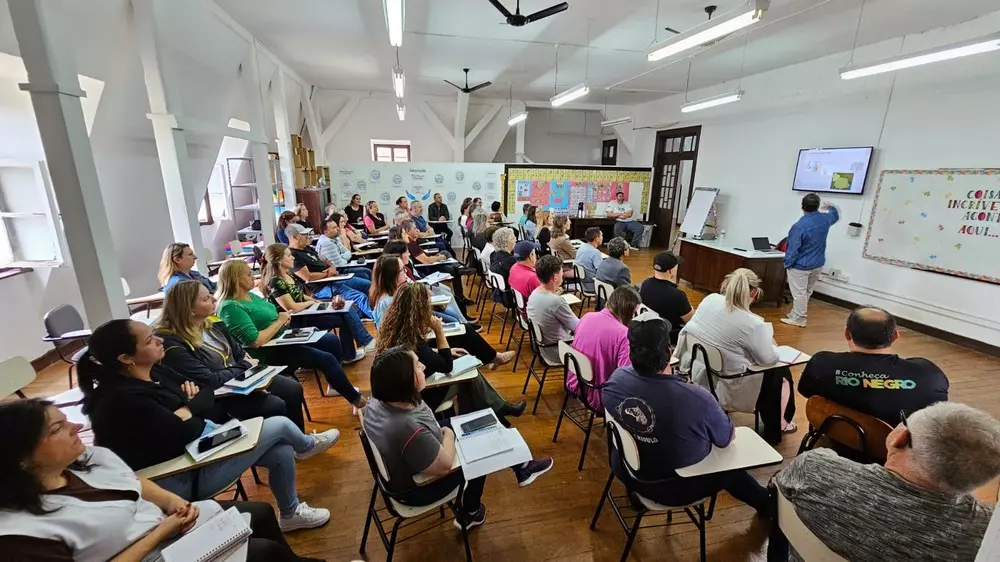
[161,507,251,562]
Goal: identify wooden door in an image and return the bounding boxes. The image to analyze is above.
[649,126,701,248]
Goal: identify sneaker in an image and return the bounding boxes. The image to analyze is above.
[279,503,330,532]
[295,428,340,460]
[780,317,807,328]
[326,384,361,397]
[514,458,554,487]
[453,503,487,531]
[342,349,366,365]
[365,338,377,352]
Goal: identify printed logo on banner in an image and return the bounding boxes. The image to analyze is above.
[455,171,465,182]
[340,180,352,192]
[380,192,391,204]
[472,181,482,192]
[340,191,351,201]
[392,174,403,186]
[370,170,381,182]
[356,180,367,192]
[435,174,445,185]
[447,192,457,203]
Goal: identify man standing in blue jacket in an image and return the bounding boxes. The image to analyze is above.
[782,193,839,328]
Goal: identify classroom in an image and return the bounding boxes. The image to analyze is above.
[1,0,999,560]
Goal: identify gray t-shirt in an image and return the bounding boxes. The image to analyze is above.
[774,448,993,562]
[362,399,443,492]
[597,257,631,287]
[526,289,579,364]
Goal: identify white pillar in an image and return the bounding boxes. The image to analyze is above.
[453,92,469,163]
[245,42,277,245]
[271,69,296,210]
[9,0,127,322]
[515,120,526,164]
[132,0,207,269]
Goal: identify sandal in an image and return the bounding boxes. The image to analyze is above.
[781,421,798,434]
[488,351,516,370]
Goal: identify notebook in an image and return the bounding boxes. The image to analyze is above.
[161,507,251,562]
[777,346,803,364]
[184,419,247,462]
[223,367,273,389]
[448,355,483,377]
[456,425,514,463]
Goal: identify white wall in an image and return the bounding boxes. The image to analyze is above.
[495,108,605,165]
[629,12,1000,346]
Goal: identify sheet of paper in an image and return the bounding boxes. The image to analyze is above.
[451,409,533,480]
[215,374,275,396]
[457,426,513,463]
[778,346,803,364]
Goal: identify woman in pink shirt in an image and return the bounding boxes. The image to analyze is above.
[568,285,641,411]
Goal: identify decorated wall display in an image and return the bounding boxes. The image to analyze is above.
[503,165,652,217]
[330,162,504,213]
[863,169,1000,285]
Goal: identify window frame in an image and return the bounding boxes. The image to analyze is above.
[371,142,411,163]
[0,159,65,268]
[198,191,214,226]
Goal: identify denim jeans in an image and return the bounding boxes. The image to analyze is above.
[339,266,372,281]
[613,220,644,246]
[218,374,305,431]
[429,284,470,323]
[256,333,361,403]
[292,305,372,349]
[331,280,373,318]
[157,417,312,517]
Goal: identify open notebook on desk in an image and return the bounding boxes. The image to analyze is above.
[161,506,251,562]
[418,272,453,284]
[452,409,532,480]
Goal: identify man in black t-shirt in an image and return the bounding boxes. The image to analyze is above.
[638,251,693,343]
[799,306,949,424]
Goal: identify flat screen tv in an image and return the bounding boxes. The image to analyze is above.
[792,146,874,195]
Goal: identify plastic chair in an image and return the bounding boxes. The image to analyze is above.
[508,288,531,372]
[591,415,716,562]
[771,487,847,561]
[573,264,596,313]
[553,341,604,471]
[0,356,36,399]
[594,278,614,310]
[522,317,566,415]
[797,396,893,463]
[680,333,762,432]
[229,239,244,258]
[358,427,472,562]
[485,271,514,339]
[42,305,91,389]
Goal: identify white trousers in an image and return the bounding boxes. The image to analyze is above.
[787,268,821,322]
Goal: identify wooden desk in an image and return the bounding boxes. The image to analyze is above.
[570,218,616,242]
[678,239,786,307]
[675,426,783,477]
[137,417,264,480]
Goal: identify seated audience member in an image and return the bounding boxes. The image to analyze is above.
[508,240,541,300]
[427,192,453,241]
[523,205,538,240]
[374,285,521,419]
[363,200,390,235]
[0,399,322,561]
[574,227,604,292]
[458,197,473,235]
[676,268,794,444]
[488,201,504,223]
[596,237,632,287]
[518,203,531,226]
[638,251,693,343]
[343,193,366,228]
[392,196,410,226]
[285,222,373,318]
[261,243,371,362]
[77,319,337,532]
[799,306,949,424]
[410,200,454,255]
[362,347,553,529]
[159,242,216,293]
[216,260,367,410]
[526,255,580,364]
[772,402,1000,561]
[602,317,770,516]
[315,215,372,278]
[371,255,468,329]
[338,211,369,248]
[490,227,517,282]
[401,219,473,306]
[470,210,490,252]
[606,190,644,246]
[276,210,298,244]
[157,280,307,430]
[294,203,313,232]
[535,210,553,255]
[568,285,640,411]
[549,216,577,263]
[384,241,477,324]
[481,225,500,267]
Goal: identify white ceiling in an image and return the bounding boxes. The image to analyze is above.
[216,0,998,105]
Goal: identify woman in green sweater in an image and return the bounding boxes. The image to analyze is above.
[216,260,366,410]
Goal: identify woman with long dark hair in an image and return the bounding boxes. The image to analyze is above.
[75,319,337,532]
[276,210,298,244]
[343,193,365,228]
[0,399,324,560]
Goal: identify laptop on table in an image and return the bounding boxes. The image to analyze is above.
[751,237,782,253]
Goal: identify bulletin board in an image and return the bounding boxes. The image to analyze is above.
[503,165,652,217]
[863,168,1000,285]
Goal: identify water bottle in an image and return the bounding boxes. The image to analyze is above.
[719,228,727,242]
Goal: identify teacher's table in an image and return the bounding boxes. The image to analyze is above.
[570,218,616,242]
[678,239,786,307]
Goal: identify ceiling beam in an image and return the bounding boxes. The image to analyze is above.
[465,103,503,149]
[300,86,324,161]
[415,97,455,150]
[318,96,360,150]
[453,92,469,162]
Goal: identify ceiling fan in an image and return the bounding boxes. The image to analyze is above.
[444,69,492,94]
[489,0,569,27]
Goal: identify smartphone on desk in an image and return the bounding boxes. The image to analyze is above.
[235,364,267,381]
[316,302,329,311]
[197,427,242,453]
[460,414,497,434]
[286,328,310,338]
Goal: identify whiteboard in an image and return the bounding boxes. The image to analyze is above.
[863,169,1000,285]
[680,187,719,236]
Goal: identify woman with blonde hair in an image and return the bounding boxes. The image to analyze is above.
[535,210,555,256]
[293,203,313,231]
[260,243,371,363]
[158,242,216,293]
[675,268,795,444]
[469,210,491,252]
[156,280,307,430]
[216,259,367,410]
[549,216,577,263]
[376,283,524,420]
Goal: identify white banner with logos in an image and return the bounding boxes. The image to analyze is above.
[330,162,504,216]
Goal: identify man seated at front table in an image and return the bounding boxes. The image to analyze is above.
[602,315,770,516]
[508,240,541,301]
[285,222,373,318]
[401,219,474,307]
[638,250,693,344]
[798,306,949,425]
[772,402,1000,561]
[410,200,454,256]
[605,191,644,247]
[315,215,372,280]
[596,237,632,288]
[526,255,579,364]
[574,227,604,293]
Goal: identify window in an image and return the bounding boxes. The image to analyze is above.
[198,161,232,225]
[0,161,63,267]
[371,141,410,163]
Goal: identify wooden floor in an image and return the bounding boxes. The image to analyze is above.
[22,248,1000,562]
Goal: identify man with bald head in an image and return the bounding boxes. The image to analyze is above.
[799,306,949,424]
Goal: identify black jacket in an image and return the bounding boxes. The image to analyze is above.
[87,364,217,471]
[158,323,253,389]
[428,202,450,221]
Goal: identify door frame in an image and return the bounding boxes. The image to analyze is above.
[649,125,702,248]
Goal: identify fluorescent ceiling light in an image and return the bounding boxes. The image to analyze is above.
[396,100,406,121]
[601,116,632,127]
[550,82,590,107]
[391,65,405,98]
[681,90,744,113]
[648,0,768,62]
[383,0,405,47]
[507,111,528,126]
[840,33,1000,80]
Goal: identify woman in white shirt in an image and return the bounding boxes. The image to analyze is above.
[675,268,795,444]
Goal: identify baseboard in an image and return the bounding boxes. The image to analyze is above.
[31,341,84,372]
[813,291,1000,359]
